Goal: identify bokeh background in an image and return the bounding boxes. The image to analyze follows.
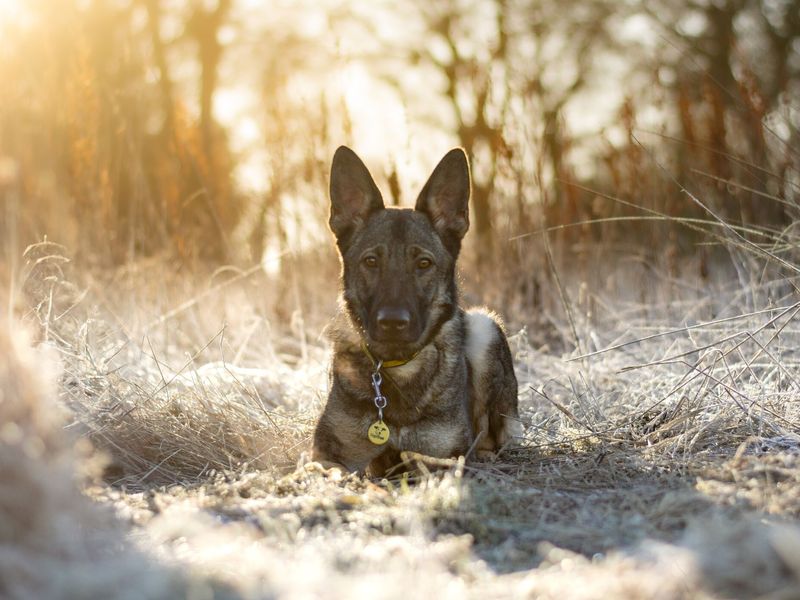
[3,4,800,598]
[1,0,797,290]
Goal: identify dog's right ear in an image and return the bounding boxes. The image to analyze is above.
[329,146,384,248]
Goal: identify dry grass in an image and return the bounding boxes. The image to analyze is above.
[0,317,197,599]
[5,223,800,599]
[2,1,797,596]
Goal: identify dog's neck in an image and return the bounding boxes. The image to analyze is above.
[325,309,432,379]
[360,342,420,369]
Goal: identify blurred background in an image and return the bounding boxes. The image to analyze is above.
[0,0,798,327]
[3,4,800,595]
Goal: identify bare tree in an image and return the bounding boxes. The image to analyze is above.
[186,0,233,167]
[142,0,177,146]
[412,0,510,257]
[643,0,800,221]
[410,0,619,256]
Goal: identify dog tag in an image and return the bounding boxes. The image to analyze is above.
[368,420,390,445]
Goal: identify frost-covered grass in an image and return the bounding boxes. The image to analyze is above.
[4,239,800,599]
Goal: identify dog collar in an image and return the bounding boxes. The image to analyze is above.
[361,342,420,369]
[361,343,421,446]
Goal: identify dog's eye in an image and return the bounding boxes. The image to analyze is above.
[363,256,378,268]
[417,258,433,270]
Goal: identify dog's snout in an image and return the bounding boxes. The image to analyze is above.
[370,304,418,346]
[377,308,411,334]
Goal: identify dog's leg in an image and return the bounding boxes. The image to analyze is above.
[366,447,403,478]
[402,415,473,461]
[478,349,521,459]
[312,405,387,473]
[465,310,521,460]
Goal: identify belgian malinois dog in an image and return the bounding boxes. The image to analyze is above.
[312,146,521,476]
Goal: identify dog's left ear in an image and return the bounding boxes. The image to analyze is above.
[415,148,470,255]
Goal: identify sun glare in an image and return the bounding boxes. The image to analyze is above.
[0,0,21,26]
[339,63,409,168]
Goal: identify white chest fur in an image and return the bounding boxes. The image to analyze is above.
[464,310,499,380]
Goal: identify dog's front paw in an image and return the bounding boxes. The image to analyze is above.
[474,449,498,462]
[303,460,347,481]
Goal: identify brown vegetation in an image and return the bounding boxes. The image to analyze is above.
[0,319,195,598]
[1,0,800,598]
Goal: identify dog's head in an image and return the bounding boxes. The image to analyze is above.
[329,146,470,360]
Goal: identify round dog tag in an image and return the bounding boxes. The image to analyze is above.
[367,420,390,445]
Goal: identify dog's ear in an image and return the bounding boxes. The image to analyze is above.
[329,146,384,247]
[415,148,470,255]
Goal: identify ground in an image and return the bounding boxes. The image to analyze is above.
[2,244,800,599]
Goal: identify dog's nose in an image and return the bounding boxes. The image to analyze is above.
[377,308,411,333]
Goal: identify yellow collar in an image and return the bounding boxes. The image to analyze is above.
[361,342,420,369]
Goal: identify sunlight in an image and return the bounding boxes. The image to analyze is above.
[0,0,18,16]
[0,0,23,30]
[3,2,800,599]
[261,242,283,276]
[338,62,412,180]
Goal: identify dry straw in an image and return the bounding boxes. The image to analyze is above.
[9,211,800,597]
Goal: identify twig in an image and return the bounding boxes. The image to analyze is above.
[542,230,583,355]
[570,303,798,362]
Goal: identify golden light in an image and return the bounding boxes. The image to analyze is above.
[0,0,24,27]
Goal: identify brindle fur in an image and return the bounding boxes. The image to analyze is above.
[312,146,520,476]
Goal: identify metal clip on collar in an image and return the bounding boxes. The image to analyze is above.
[371,360,388,421]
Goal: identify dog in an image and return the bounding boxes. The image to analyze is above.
[311,146,521,476]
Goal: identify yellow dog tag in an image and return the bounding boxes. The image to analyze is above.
[368,420,390,445]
